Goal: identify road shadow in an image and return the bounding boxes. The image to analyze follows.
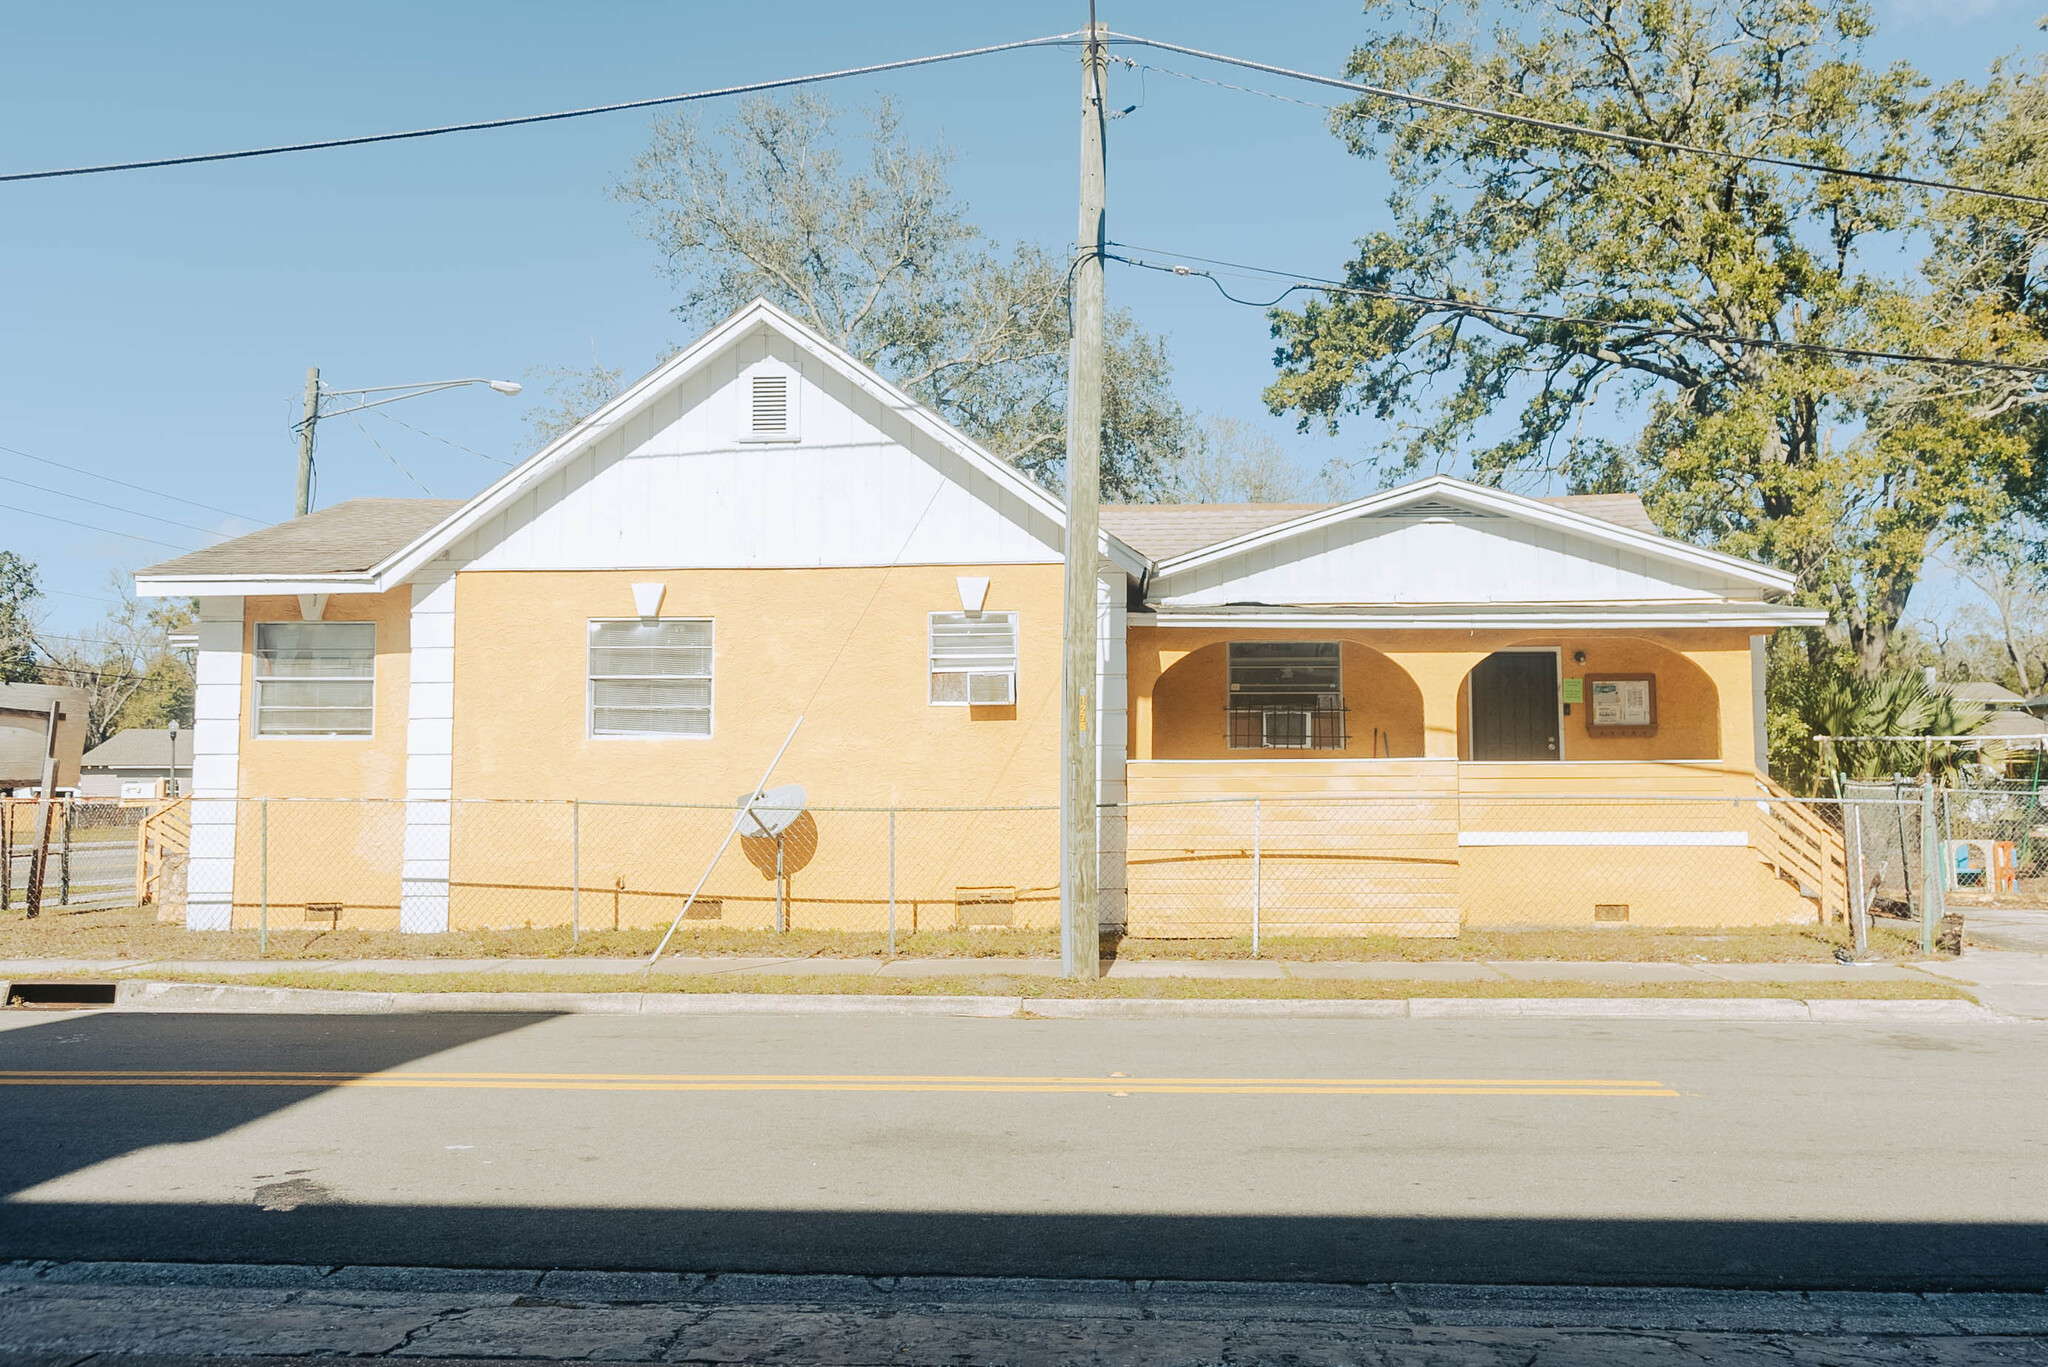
[0,1203,2043,1290]
[0,1012,556,1202]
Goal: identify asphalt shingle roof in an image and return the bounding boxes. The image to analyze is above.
[82,727,193,769]
[140,499,466,578]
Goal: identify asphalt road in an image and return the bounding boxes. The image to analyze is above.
[1,1009,2045,1288]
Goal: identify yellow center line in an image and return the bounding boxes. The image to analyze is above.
[0,1070,1679,1097]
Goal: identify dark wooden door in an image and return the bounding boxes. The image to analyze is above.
[1470,652,1559,761]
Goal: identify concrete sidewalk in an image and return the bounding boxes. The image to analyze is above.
[8,948,2048,1017]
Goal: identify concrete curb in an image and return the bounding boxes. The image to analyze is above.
[88,979,2010,1022]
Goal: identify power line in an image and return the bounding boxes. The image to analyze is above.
[372,409,513,467]
[0,443,260,522]
[0,472,228,537]
[342,412,434,496]
[1107,243,2048,377]
[0,502,196,553]
[0,33,1083,184]
[1104,32,2048,212]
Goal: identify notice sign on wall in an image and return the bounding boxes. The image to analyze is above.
[1585,674,1657,735]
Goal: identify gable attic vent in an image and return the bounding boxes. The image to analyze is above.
[749,373,790,437]
[1363,497,1501,520]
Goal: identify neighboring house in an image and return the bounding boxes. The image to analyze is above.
[0,683,87,794]
[1945,680,2026,710]
[135,298,1828,937]
[78,727,192,798]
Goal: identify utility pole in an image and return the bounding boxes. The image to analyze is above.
[1060,11,1108,980]
[294,364,320,517]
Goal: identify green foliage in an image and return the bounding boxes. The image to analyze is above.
[1265,0,2038,675]
[0,551,40,684]
[612,94,1194,501]
[1767,633,1986,793]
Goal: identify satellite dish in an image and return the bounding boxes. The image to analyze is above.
[736,783,806,837]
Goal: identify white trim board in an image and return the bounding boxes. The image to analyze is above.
[1457,831,1750,847]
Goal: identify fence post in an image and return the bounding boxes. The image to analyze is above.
[887,808,897,958]
[259,798,269,956]
[570,799,580,947]
[58,800,71,906]
[1251,797,1262,958]
[1919,780,1941,955]
[1845,802,1868,959]
[2,799,11,911]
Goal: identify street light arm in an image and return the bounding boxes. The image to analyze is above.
[304,378,523,426]
[320,377,522,398]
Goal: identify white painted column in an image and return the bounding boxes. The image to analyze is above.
[1750,634,1769,776]
[1095,566,1129,928]
[400,565,458,932]
[185,596,244,930]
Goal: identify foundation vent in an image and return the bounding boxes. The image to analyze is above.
[304,902,341,925]
[1593,903,1630,923]
[955,886,1017,928]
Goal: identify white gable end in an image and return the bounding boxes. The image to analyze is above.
[452,324,1063,572]
[1151,510,1768,607]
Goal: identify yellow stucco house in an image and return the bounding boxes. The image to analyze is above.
[138,299,1835,938]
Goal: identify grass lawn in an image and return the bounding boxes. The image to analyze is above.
[0,905,1937,964]
[116,969,1971,1002]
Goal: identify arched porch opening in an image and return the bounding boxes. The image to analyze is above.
[1148,639,1425,759]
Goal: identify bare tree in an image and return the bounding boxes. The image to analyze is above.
[611,94,1193,501]
[1168,416,1327,503]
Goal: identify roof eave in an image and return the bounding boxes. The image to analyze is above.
[133,572,380,597]
[1132,601,1829,629]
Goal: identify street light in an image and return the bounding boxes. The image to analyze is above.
[293,372,523,517]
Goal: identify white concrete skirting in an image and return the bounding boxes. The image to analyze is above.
[93,980,2005,1023]
[1457,830,1750,847]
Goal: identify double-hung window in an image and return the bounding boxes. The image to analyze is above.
[253,622,375,737]
[588,618,713,737]
[929,611,1018,705]
[1226,641,1344,749]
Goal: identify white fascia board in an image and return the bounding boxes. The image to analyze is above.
[368,297,1150,587]
[1150,474,1797,596]
[1131,603,1830,630]
[134,574,378,598]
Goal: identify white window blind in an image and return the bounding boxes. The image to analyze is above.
[254,622,375,737]
[929,611,1018,706]
[589,619,713,737]
[749,373,789,436]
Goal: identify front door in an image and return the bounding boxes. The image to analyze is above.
[1470,652,1559,761]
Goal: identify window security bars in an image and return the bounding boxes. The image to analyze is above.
[588,618,713,737]
[1225,703,1349,751]
[253,622,375,737]
[1226,641,1343,749]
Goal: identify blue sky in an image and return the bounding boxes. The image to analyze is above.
[1,0,2040,635]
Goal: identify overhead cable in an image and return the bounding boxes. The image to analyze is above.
[1107,244,2048,377]
[0,442,260,521]
[0,472,228,537]
[0,501,197,552]
[0,34,1083,183]
[1104,32,2048,211]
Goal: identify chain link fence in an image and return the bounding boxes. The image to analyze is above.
[0,786,2015,962]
